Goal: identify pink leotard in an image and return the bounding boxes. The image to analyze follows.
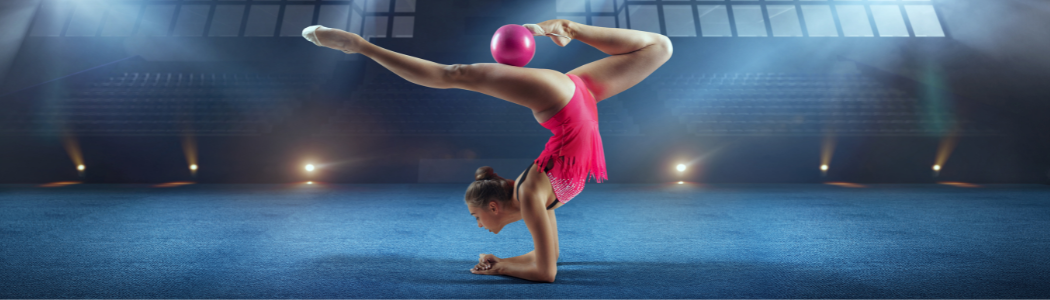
[533,73,608,205]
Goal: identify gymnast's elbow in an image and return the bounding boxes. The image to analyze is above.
[541,271,557,283]
[539,265,557,283]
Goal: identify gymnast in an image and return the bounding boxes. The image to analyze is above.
[302,19,672,282]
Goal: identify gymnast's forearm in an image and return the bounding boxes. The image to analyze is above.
[356,39,453,89]
[501,250,537,265]
[499,260,552,282]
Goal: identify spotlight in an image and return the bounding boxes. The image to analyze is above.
[307,181,314,185]
[305,164,315,172]
[678,181,683,184]
[190,164,198,171]
[676,164,686,172]
[933,165,941,171]
[820,164,828,171]
[77,165,85,171]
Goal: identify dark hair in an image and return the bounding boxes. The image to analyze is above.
[464,166,513,208]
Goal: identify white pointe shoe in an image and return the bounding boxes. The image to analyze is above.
[523,24,545,36]
[523,23,568,38]
[302,25,325,47]
[302,25,357,54]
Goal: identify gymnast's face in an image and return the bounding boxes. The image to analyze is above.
[468,201,507,234]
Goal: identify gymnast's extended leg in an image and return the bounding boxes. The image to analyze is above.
[303,25,452,90]
[302,25,573,113]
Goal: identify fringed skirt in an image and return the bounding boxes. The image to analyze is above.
[533,74,608,204]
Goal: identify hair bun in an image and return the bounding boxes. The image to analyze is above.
[475,166,496,181]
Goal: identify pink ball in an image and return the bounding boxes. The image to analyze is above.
[490,24,535,67]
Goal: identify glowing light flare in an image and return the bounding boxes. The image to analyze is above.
[40,181,81,187]
[307,181,314,185]
[64,135,84,171]
[154,182,195,188]
[183,135,197,174]
[933,132,958,175]
[825,182,866,188]
[939,181,979,188]
[821,136,835,169]
[676,164,686,172]
[678,181,683,184]
[305,164,315,172]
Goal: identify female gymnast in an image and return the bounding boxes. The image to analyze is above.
[302,19,672,282]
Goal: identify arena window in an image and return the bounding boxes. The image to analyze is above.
[26,0,939,39]
[172,5,209,37]
[698,5,733,37]
[663,5,698,37]
[63,1,105,36]
[99,4,138,37]
[731,5,769,37]
[27,0,71,37]
[558,0,628,29]
[137,5,177,37]
[244,5,280,37]
[904,5,945,37]
[767,5,803,37]
[278,5,315,37]
[800,5,838,37]
[27,0,415,39]
[835,5,874,37]
[870,5,909,37]
[566,0,950,38]
[628,5,662,34]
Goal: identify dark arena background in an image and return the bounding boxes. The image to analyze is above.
[1,0,1049,298]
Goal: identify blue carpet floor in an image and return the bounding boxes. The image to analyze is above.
[1,183,1048,298]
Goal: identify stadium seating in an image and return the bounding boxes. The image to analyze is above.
[3,70,996,138]
[0,72,312,135]
[652,72,997,136]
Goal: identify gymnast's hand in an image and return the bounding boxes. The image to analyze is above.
[470,253,502,275]
[524,19,574,47]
